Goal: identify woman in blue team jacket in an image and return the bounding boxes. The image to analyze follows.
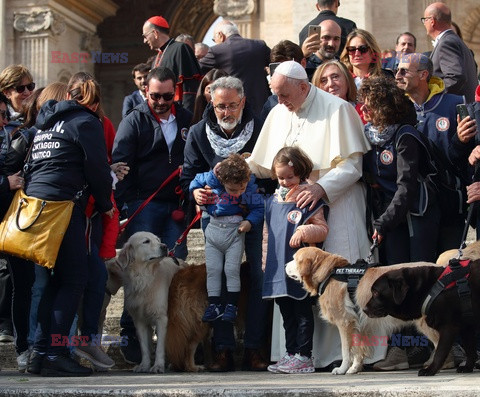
[359,76,440,265]
[25,78,113,377]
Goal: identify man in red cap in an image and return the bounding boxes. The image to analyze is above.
[142,16,201,113]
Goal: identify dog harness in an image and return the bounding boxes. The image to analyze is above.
[318,259,379,304]
[421,258,473,319]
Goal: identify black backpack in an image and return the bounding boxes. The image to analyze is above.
[397,125,468,222]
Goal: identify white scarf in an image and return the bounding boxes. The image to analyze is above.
[205,119,254,158]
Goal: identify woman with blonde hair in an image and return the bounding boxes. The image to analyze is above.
[25,73,113,377]
[312,60,368,123]
[312,59,357,103]
[340,29,384,89]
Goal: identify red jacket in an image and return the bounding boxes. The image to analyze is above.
[85,116,119,259]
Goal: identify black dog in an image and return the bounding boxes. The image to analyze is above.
[364,261,480,376]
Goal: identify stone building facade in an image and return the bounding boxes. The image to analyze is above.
[1,0,479,127]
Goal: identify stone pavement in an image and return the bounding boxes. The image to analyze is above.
[1,368,480,396]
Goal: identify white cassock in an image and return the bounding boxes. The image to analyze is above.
[248,85,387,367]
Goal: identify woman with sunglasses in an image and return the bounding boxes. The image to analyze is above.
[340,29,387,89]
[0,65,35,122]
[25,74,113,377]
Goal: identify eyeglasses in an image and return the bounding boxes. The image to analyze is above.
[213,102,241,112]
[0,110,7,120]
[346,45,370,55]
[149,92,175,101]
[142,30,155,39]
[421,16,434,23]
[396,67,426,76]
[15,83,35,93]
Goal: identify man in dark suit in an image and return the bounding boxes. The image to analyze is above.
[121,63,150,118]
[382,32,417,72]
[199,20,270,117]
[422,2,477,103]
[298,0,356,54]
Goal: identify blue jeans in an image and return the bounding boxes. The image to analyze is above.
[202,214,268,351]
[120,199,187,336]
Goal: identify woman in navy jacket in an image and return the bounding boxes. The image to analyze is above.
[360,76,439,265]
[25,78,113,377]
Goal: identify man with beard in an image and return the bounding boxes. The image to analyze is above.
[112,67,192,364]
[180,76,271,372]
[121,63,150,118]
[301,19,342,79]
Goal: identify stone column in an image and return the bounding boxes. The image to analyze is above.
[213,0,256,38]
[13,8,66,87]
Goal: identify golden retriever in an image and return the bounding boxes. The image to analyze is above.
[165,263,210,372]
[117,231,186,373]
[436,240,480,266]
[285,247,441,375]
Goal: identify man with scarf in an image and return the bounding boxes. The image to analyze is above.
[180,76,271,372]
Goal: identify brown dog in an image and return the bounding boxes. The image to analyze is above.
[285,247,441,374]
[364,260,480,376]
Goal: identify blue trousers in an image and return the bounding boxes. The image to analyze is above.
[33,206,89,356]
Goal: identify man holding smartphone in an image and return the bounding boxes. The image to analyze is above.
[301,20,342,79]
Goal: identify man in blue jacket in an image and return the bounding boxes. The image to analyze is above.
[121,63,150,118]
[395,53,471,256]
[112,66,192,365]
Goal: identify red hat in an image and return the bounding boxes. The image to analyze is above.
[476,85,480,102]
[147,16,169,29]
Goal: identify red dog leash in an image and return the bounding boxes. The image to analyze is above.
[119,168,181,232]
[168,210,202,257]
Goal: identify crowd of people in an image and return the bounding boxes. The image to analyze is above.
[0,0,479,378]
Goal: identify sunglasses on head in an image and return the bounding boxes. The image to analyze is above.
[149,92,175,101]
[346,45,370,54]
[15,82,35,93]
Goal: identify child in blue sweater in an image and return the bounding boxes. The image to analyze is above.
[190,154,264,323]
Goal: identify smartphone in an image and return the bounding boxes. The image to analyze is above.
[456,104,469,120]
[308,25,321,40]
[269,62,281,77]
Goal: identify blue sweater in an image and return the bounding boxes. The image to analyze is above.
[189,171,264,225]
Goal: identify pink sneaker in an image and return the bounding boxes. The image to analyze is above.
[267,353,294,373]
[277,353,315,374]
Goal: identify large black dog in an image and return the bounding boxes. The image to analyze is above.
[364,260,480,376]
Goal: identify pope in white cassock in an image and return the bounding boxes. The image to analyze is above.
[248,61,386,369]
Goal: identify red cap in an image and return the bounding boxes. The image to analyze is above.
[147,16,169,29]
[476,85,480,102]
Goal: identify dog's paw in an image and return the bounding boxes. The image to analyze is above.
[457,365,474,373]
[133,363,151,373]
[346,366,361,374]
[331,366,347,375]
[418,367,436,376]
[150,364,165,374]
